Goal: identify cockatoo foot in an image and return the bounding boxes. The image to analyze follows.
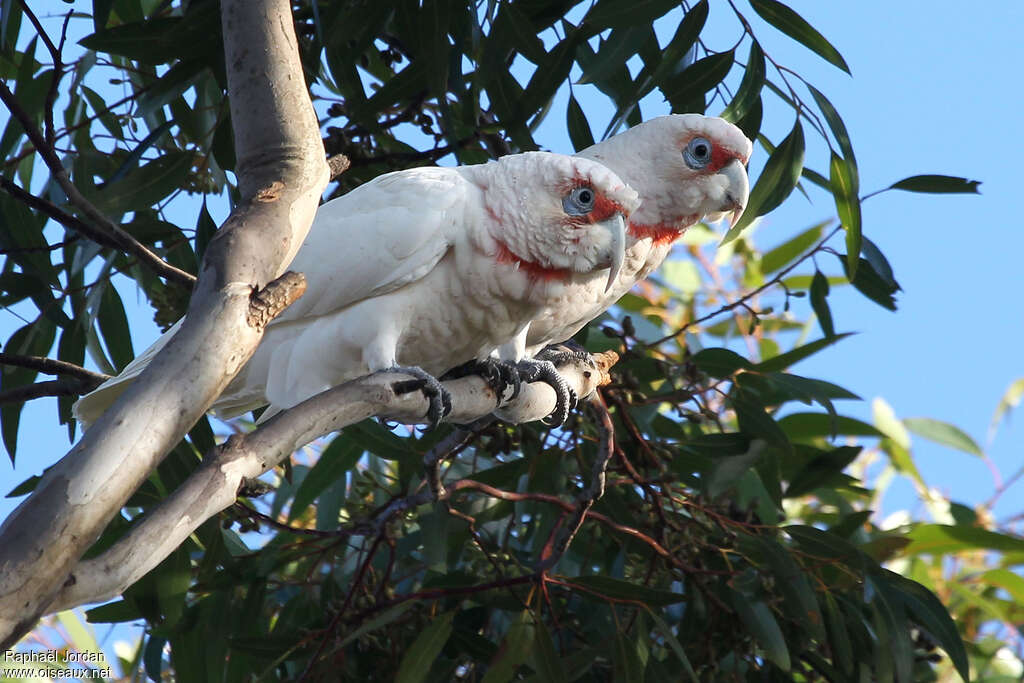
[440,358,522,406]
[536,341,593,367]
[384,365,452,428]
[514,358,575,427]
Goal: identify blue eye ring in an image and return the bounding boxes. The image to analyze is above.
[684,136,712,169]
[563,186,596,215]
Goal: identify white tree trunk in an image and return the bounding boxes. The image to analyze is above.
[0,0,329,647]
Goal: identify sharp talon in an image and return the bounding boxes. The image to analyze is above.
[384,366,451,429]
[516,358,573,427]
[440,358,521,407]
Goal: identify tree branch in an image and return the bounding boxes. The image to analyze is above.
[0,378,90,406]
[47,354,614,612]
[0,0,330,647]
[0,353,110,385]
[0,81,196,288]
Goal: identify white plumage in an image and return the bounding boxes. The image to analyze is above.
[519,114,753,356]
[73,151,639,426]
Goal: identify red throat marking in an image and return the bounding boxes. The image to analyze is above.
[494,242,571,282]
[628,221,683,246]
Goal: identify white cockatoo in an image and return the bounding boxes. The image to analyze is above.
[73,152,639,427]
[521,114,753,356]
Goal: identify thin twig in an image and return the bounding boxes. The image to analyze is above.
[0,353,109,385]
[648,225,842,346]
[0,378,92,405]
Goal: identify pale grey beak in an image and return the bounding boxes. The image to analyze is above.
[604,213,626,293]
[719,158,749,229]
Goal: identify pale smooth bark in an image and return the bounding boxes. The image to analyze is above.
[0,0,329,647]
[47,355,613,612]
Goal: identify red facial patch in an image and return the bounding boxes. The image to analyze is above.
[494,241,572,282]
[682,133,749,173]
[560,173,628,228]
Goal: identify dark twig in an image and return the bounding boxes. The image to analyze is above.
[0,81,197,288]
[648,225,842,346]
[537,393,616,570]
[0,353,110,385]
[0,378,94,405]
[424,416,495,498]
[0,177,124,252]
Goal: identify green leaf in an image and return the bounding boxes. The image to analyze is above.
[760,221,824,274]
[97,283,134,370]
[807,83,855,169]
[809,270,835,338]
[690,347,752,378]
[92,151,194,218]
[530,619,568,683]
[730,391,791,454]
[755,333,851,373]
[395,610,455,683]
[578,26,651,86]
[902,417,982,457]
[980,568,1024,604]
[729,594,790,670]
[630,0,706,109]
[836,254,899,311]
[749,0,850,74]
[822,593,854,676]
[563,576,685,606]
[612,632,645,683]
[86,599,144,623]
[861,237,899,289]
[566,94,595,152]
[785,445,861,498]
[661,51,734,113]
[829,153,862,275]
[725,120,805,241]
[889,174,981,194]
[289,434,362,520]
[990,377,1024,439]
[483,612,535,683]
[583,0,681,31]
[904,523,1024,556]
[721,41,765,123]
[338,603,415,649]
[347,419,413,461]
[644,608,698,682]
[499,3,546,64]
[779,412,882,440]
[886,572,969,682]
[706,449,763,499]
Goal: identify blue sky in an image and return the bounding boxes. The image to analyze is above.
[2,1,1023,655]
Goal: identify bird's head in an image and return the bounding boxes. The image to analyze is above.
[481,152,640,292]
[578,114,752,243]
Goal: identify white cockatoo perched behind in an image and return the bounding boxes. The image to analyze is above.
[520,114,753,356]
[73,152,639,427]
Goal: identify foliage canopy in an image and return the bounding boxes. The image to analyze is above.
[1,1,1018,681]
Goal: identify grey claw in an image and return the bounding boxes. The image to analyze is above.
[440,358,521,406]
[384,366,452,429]
[515,358,573,427]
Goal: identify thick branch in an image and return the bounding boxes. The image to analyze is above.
[0,0,329,647]
[48,354,614,611]
[0,81,196,288]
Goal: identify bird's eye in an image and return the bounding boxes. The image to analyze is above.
[563,186,596,215]
[684,136,712,169]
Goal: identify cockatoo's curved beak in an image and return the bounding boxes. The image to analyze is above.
[604,213,626,293]
[719,158,749,229]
